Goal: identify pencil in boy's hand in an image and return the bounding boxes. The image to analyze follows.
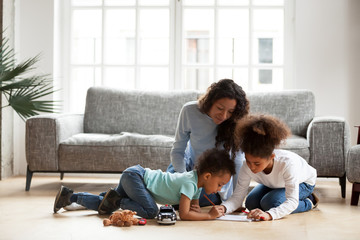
[203,194,216,206]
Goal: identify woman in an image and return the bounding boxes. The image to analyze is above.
[167,79,249,206]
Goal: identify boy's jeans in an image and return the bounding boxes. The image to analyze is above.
[115,165,158,218]
[76,165,158,218]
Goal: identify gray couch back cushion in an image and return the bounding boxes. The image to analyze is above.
[84,87,315,137]
[84,87,200,135]
[248,90,315,137]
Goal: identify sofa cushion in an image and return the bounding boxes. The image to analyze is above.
[248,90,315,137]
[84,87,200,135]
[61,132,173,147]
[58,132,174,172]
[280,135,310,161]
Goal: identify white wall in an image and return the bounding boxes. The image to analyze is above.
[1,0,15,178]
[295,0,349,116]
[348,0,360,144]
[11,0,360,175]
[294,0,360,145]
[13,0,54,175]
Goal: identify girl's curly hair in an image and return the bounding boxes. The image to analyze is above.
[234,114,291,158]
[198,79,249,159]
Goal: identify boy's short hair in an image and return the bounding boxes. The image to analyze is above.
[195,148,236,176]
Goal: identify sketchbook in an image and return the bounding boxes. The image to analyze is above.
[216,214,253,222]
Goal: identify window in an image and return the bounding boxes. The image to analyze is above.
[58,0,293,112]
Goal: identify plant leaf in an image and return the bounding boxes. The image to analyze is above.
[1,35,61,121]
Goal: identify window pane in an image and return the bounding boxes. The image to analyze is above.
[217,9,249,64]
[252,68,283,91]
[104,67,135,89]
[183,9,214,64]
[66,1,286,96]
[104,9,135,64]
[183,68,214,90]
[139,67,169,90]
[183,0,214,6]
[70,67,95,112]
[72,10,102,64]
[253,0,284,6]
[258,38,273,63]
[218,0,249,6]
[138,0,169,6]
[259,69,272,84]
[139,9,169,64]
[104,0,135,6]
[253,9,283,64]
[216,68,249,91]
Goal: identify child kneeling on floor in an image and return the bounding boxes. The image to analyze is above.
[54,148,235,220]
[219,114,318,221]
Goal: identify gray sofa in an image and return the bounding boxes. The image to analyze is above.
[346,144,360,205]
[26,87,350,197]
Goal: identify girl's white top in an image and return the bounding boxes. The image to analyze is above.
[222,149,317,220]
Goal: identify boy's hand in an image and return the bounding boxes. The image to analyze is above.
[190,204,201,213]
[208,205,225,219]
[248,208,272,221]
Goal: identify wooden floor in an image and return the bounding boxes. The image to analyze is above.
[0,175,359,240]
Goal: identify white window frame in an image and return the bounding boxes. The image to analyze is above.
[56,0,295,112]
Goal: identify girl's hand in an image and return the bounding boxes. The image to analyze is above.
[248,208,272,221]
[190,204,201,213]
[208,205,225,219]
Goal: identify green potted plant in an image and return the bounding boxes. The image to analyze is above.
[0,37,58,120]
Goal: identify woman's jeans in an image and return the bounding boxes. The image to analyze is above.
[75,165,158,218]
[245,183,315,214]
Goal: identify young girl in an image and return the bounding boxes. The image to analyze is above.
[54,148,235,220]
[220,114,318,221]
[168,79,249,206]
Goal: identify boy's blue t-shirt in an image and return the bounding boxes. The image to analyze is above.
[143,169,202,205]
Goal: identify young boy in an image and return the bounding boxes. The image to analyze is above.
[54,148,235,220]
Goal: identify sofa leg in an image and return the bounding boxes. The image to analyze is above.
[25,166,33,191]
[60,172,64,180]
[351,183,360,206]
[339,174,346,198]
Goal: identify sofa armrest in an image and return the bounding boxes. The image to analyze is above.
[26,113,84,172]
[307,116,350,177]
[347,145,360,183]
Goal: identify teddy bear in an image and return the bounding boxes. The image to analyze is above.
[103,210,140,227]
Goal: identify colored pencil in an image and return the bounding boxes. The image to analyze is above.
[203,194,216,206]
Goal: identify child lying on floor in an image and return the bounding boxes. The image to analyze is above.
[54,148,235,220]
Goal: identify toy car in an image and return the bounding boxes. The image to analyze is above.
[157,205,177,225]
[138,218,147,225]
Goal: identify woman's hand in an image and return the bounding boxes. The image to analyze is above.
[248,208,272,221]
